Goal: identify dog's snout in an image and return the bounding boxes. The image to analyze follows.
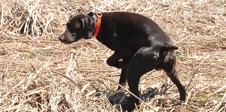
[58,33,64,41]
[58,31,76,44]
[58,32,70,44]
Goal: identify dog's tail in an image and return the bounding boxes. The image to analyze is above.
[161,45,178,51]
[159,44,178,63]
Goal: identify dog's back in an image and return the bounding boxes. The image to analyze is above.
[97,12,173,52]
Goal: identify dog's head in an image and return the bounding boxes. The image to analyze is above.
[58,13,96,44]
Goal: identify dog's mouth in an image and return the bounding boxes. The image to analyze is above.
[58,35,73,44]
[59,40,74,44]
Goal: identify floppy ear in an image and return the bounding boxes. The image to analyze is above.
[80,16,96,39]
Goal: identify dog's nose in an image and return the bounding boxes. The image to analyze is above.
[58,33,65,41]
[58,36,63,41]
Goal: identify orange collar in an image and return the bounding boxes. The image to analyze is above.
[93,12,102,37]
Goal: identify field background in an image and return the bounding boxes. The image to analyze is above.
[0,0,226,111]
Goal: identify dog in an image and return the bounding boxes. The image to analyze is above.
[58,11,186,111]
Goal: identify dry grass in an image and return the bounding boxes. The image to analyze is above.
[0,0,226,111]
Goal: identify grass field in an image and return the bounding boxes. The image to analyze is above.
[0,0,226,111]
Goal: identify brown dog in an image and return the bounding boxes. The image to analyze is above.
[59,12,186,111]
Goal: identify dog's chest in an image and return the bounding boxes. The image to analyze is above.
[102,38,120,51]
[98,33,124,51]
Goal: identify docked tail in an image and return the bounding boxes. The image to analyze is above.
[160,44,178,63]
[161,45,178,51]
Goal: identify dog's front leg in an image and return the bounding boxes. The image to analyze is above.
[106,50,131,68]
[117,57,132,90]
[107,50,132,90]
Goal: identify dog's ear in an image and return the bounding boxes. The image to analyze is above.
[80,16,95,39]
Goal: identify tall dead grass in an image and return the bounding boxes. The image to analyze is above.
[0,0,226,111]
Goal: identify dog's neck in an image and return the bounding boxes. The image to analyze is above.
[87,12,102,38]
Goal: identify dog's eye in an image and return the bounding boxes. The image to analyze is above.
[71,33,76,37]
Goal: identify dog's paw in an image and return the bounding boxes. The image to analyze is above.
[121,97,137,112]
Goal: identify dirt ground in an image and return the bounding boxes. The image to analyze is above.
[0,0,226,111]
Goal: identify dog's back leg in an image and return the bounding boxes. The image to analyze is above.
[125,47,160,110]
[162,51,186,102]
